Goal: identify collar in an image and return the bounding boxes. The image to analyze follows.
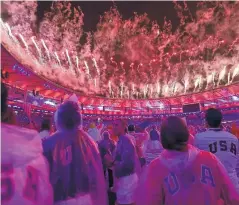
[208,128,223,132]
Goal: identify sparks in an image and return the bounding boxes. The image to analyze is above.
[92,58,100,75]
[218,66,226,84]
[31,36,42,61]
[184,78,189,93]
[65,49,72,70]
[232,64,239,79]
[0,18,6,29]
[157,82,160,94]
[75,56,79,69]
[1,1,239,99]
[19,34,29,52]
[84,61,90,76]
[41,39,50,61]
[108,81,112,94]
[54,52,61,67]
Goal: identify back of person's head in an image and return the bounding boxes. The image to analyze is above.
[205,108,222,128]
[150,129,160,141]
[55,101,81,130]
[103,131,110,140]
[161,116,189,151]
[128,124,135,132]
[113,119,128,136]
[89,122,96,129]
[41,119,51,131]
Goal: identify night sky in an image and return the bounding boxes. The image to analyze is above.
[37,1,198,32]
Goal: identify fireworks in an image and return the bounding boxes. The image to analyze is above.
[0,1,239,99]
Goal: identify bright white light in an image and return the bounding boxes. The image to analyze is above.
[19,34,29,51]
[93,58,100,75]
[219,99,227,103]
[97,106,103,111]
[85,106,93,110]
[44,100,56,106]
[84,61,90,75]
[159,102,164,109]
[157,82,160,94]
[41,39,50,60]
[54,52,61,66]
[75,56,79,69]
[219,66,226,82]
[31,36,42,59]
[232,96,239,101]
[204,102,216,106]
[65,49,72,68]
[232,64,239,79]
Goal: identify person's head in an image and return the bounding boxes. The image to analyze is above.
[103,131,110,140]
[150,129,160,141]
[54,101,81,131]
[152,125,157,130]
[205,108,222,128]
[89,122,96,129]
[160,116,189,151]
[1,82,8,115]
[113,120,127,137]
[41,119,51,131]
[128,124,135,132]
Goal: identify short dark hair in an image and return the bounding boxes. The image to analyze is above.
[128,124,135,132]
[103,131,110,140]
[160,116,189,151]
[205,108,222,128]
[41,119,51,131]
[1,83,8,115]
[149,129,160,141]
[57,101,81,130]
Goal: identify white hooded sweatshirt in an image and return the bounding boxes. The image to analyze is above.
[136,145,239,205]
[1,123,53,205]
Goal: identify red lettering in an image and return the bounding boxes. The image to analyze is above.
[23,166,38,202]
[1,165,39,203]
[1,164,15,202]
[60,146,72,166]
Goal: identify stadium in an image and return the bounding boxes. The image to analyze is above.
[1,1,239,205]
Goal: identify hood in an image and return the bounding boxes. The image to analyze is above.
[159,145,200,174]
[1,123,43,167]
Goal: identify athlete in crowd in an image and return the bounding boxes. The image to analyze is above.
[194,108,239,192]
[128,124,148,167]
[136,116,239,205]
[1,83,53,205]
[143,125,163,165]
[42,100,107,205]
[113,120,141,205]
